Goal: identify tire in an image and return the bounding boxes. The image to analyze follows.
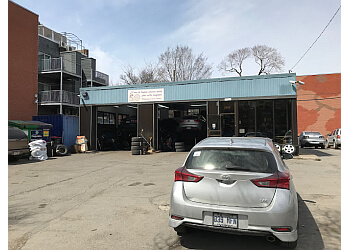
[131,146,142,151]
[283,144,295,154]
[131,141,144,146]
[176,148,186,152]
[56,144,68,156]
[274,143,281,152]
[8,155,20,162]
[335,143,339,149]
[321,145,325,149]
[326,140,330,148]
[131,137,144,142]
[131,149,141,155]
[279,240,297,249]
[315,146,318,149]
[174,225,192,236]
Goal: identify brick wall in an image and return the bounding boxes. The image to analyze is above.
[8,1,38,120]
[296,73,341,136]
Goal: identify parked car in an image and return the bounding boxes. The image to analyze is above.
[326,128,341,149]
[178,115,206,131]
[169,137,298,248]
[8,126,30,161]
[299,131,325,149]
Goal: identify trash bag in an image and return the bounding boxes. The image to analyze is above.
[28,140,48,161]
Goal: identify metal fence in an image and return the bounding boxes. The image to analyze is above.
[93,70,109,85]
[38,58,81,76]
[40,90,80,105]
[38,58,62,72]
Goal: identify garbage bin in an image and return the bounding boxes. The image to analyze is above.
[8,120,52,142]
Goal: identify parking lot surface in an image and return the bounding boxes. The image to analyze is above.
[8,148,341,249]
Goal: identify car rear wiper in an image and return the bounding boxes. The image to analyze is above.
[224,165,252,172]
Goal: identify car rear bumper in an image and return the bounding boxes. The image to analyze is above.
[169,182,298,242]
[300,139,325,146]
[8,148,30,156]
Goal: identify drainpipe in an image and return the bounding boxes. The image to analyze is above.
[60,57,63,114]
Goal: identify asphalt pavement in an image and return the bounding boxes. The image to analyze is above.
[8,147,341,249]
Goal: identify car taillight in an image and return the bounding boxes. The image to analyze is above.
[251,172,290,190]
[194,119,199,122]
[174,166,203,182]
[337,135,340,139]
[179,120,184,123]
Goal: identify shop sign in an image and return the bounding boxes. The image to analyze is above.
[128,89,164,103]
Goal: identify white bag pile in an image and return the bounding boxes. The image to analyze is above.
[28,140,48,161]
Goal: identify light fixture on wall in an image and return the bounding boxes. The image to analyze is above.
[289,80,305,86]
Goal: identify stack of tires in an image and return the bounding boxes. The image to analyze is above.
[175,142,186,152]
[131,137,146,155]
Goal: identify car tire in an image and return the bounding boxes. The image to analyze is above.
[326,140,330,148]
[131,149,142,155]
[283,144,295,154]
[320,145,325,149]
[131,141,144,146]
[274,143,281,152]
[131,146,142,151]
[174,225,192,236]
[56,144,68,156]
[8,155,20,162]
[315,146,318,149]
[279,240,297,249]
[131,137,144,142]
[335,143,339,149]
[176,148,186,152]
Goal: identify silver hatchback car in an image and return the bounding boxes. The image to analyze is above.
[169,137,298,248]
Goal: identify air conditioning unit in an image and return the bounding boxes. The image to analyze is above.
[67,46,76,51]
[60,41,66,47]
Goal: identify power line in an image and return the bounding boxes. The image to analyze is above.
[290,6,341,71]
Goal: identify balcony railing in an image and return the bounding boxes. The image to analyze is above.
[38,58,81,76]
[39,90,80,105]
[93,70,109,85]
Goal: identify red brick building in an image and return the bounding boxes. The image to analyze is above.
[296,73,341,137]
[8,1,38,120]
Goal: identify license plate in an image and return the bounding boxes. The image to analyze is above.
[213,213,238,228]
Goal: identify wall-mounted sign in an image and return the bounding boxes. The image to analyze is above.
[128,89,164,103]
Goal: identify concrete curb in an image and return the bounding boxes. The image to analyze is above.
[293,155,321,161]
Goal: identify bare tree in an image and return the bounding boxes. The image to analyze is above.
[120,65,139,85]
[158,45,212,82]
[251,45,285,75]
[218,47,251,76]
[119,62,162,85]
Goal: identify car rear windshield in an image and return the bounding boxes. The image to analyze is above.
[185,148,277,173]
[305,132,321,136]
[8,127,27,140]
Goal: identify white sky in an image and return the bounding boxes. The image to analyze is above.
[9,0,342,85]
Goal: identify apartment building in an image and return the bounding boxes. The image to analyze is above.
[37,25,109,116]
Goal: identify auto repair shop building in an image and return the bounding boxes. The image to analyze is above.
[79,73,299,154]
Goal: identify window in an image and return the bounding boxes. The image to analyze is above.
[98,112,116,125]
[185,149,277,174]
